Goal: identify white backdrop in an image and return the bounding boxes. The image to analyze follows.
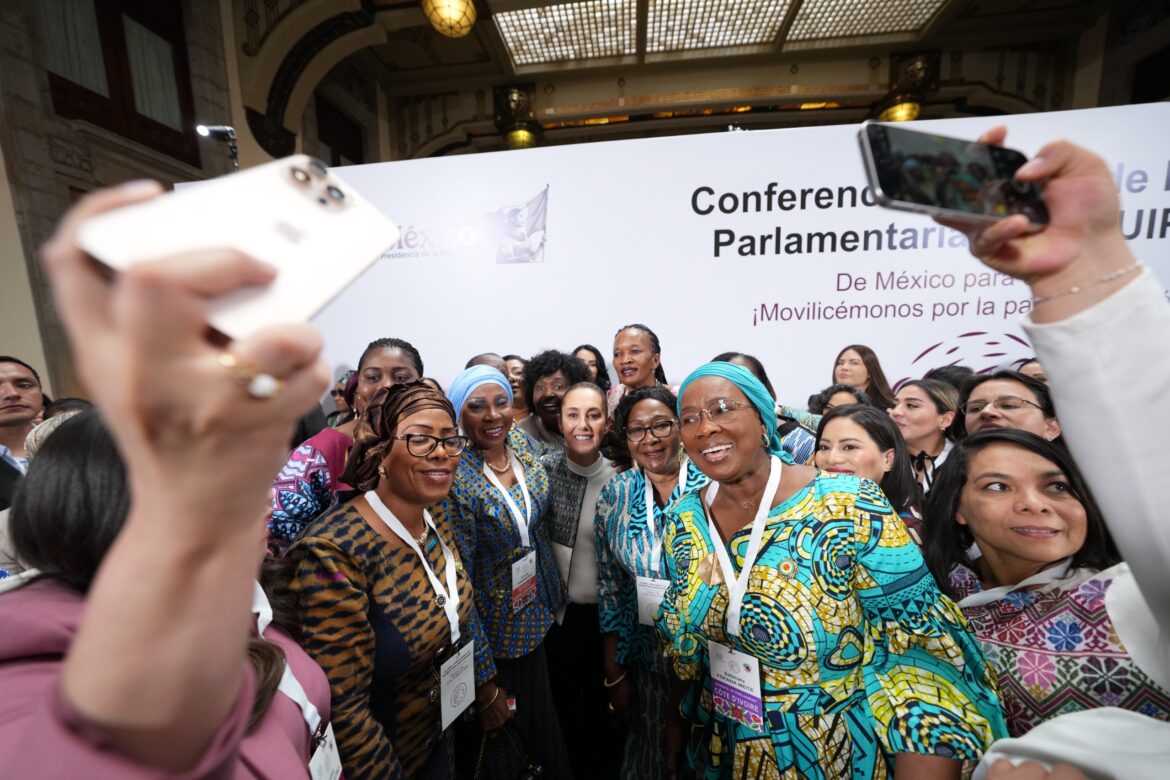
[317,102,1170,405]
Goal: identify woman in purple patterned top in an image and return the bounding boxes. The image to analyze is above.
[923,429,1170,736]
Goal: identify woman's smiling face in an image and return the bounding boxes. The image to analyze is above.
[679,376,765,483]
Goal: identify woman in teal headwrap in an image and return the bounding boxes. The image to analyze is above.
[655,362,1006,780]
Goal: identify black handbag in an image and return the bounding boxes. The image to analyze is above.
[472,725,544,780]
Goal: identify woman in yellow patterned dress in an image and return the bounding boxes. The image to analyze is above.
[656,362,1006,780]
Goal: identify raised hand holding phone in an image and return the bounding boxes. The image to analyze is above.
[934,126,1140,323]
[75,155,399,340]
[859,120,1049,229]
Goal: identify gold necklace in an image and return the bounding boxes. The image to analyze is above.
[487,450,510,474]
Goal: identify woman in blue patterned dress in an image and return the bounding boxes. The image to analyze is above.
[596,385,710,779]
[656,362,1006,780]
[441,366,572,780]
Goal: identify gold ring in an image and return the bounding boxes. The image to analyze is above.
[218,352,284,400]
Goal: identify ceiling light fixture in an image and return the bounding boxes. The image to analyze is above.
[421,0,476,38]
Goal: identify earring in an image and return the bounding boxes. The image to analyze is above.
[377,465,387,478]
[677,444,686,463]
[760,434,769,447]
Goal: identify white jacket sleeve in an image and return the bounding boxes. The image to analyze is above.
[1021,269,1170,635]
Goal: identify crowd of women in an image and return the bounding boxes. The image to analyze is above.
[1,130,1167,780]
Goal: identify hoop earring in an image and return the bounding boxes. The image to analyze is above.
[760,434,769,447]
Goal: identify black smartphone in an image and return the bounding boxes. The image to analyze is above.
[858,120,1049,229]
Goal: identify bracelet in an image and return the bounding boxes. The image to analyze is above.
[603,670,628,688]
[478,686,500,710]
[1031,262,1142,304]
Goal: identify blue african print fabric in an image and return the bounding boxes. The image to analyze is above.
[657,472,1006,779]
[443,426,566,660]
[595,459,709,669]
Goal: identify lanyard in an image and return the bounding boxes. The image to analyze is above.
[252,581,323,736]
[643,458,690,573]
[364,491,462,644]
[956,559,1072,609]
[483,449,534,548]
[702,454,782,637]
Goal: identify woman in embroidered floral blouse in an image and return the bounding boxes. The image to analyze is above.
[924,428,1170,736]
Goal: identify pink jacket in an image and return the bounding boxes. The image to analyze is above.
[0,578,331,778]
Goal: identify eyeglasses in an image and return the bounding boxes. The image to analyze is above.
[626,419,678,442]
[331,389,345,397]
[679,399,750,431]
[393,433,470,457]
[961,395,1043,416]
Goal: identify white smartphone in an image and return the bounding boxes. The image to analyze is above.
[76,155,399,340]
[858,120,1049,229]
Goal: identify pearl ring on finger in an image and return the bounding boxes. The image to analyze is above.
[218,352,285,400]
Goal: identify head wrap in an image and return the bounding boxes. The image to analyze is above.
[342,381,456,491]
[446,366,513,424]
[678,362,794,463]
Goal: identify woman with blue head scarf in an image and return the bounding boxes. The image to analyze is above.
[441,365,573,780]
[655,362,1006,780]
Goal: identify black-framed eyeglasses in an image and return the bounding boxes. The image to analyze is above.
[626,419,678,442]
[331,389,345,397]
[679,399,750,431]
[393,433,470,457]
[960,395,1043,416]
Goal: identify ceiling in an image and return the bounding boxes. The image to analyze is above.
[358,0,1109,97]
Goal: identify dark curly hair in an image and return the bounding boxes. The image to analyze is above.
[572,344,611,393]
[608,384,680,471]
[521,349,592,411]
[922,428,1119,597]
[808,383,871,415]
[614,324,668,384]
[342,380,456,491]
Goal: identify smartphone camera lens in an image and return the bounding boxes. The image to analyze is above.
[291,167,311,184]
[308,158,328,177]
[325,184,345,201]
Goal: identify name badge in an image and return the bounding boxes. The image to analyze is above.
[511,550,537,612]
[635,576,670,626]
[441,640,476,730]
[709,641,765,733]
[308,722,342,780]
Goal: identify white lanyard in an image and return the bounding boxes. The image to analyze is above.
[483,450,534,548]
[956,559,1072,609]
[252,581,323,736]
[703,455,782,637]
[643,458,690,573]
[364,491,462,644]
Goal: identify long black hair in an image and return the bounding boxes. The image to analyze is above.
[922,428,1120,597]
[7,409,305,731]
[572,343,612,393]
[832,344,895,410]
[815,404,921,516]
[615,323,668,384]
